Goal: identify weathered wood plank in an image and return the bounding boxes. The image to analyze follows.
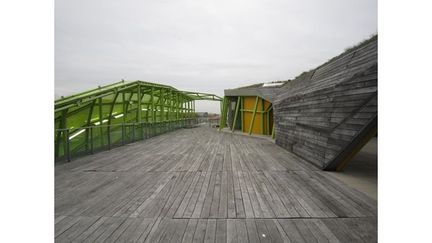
[55,126,377,242]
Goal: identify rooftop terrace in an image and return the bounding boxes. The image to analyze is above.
[55,126,377,242]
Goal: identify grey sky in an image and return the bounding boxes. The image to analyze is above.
[55,0,377,113]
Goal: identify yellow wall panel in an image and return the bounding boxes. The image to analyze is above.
[241,96,272,135]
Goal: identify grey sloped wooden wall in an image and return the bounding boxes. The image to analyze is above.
[273,37,377,170]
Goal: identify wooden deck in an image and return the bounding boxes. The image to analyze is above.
[55,126,377,242]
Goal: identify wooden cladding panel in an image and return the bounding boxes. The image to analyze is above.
[272,37,377,170]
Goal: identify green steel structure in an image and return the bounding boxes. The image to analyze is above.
[55,80,222,162]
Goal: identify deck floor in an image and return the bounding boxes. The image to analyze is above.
[55,126,377,242]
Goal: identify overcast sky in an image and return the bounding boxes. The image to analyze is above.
[55,0,376,113]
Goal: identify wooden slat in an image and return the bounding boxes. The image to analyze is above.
[55,126,376,242]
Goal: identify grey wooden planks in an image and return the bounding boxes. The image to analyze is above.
[55,126,376,242]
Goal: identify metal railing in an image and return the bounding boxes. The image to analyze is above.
[195,117,221,128]
[55,118,198,163]
[208,118,221,128]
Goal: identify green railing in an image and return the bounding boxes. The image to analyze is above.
[55,118,198,163]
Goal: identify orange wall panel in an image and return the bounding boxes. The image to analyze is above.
[241,96,272,135]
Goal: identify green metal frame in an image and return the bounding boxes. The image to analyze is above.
[231,97,241,132]
[248,96,259,135]
[181,91,223,101]
[219,97,229,130]
[55,80,222,162]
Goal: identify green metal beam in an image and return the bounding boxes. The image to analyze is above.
[240,97,244,132]
[231,96,241,133]
[55,108,68,158]
[55,84,134,112]
[124,92,133,121]
[56,80,180,106]
[151,87,155,122]
[161,89,165,121]
[137,84,141,123]
[122,92,126,124]
[176,93,179,120]
[219,97,228,130]
[55,80,126,105]
[85,100,96,151]
[181,91,222,101]
[98,97,103,147]
[55,81,213,113]
[107,92,120,125]
[248,96,259,135]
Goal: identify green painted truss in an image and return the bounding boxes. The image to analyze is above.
[55,80,222,161]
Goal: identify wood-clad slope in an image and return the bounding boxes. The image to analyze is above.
[273,36,377,170]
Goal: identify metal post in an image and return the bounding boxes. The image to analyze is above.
[90,127,94,154]
[108,125,111,150]
[161,89,164,122]
[85,101,95,152]
[143,123,146,139]
[141,123,144,140]
[232,96,241,132]
[240,97,244,132]
[151,87,155,122]
[219,98,224,130]
[219,97,226,130]
[125,92,132,121]
[176,93,179,121]
[168,90,171,121]
[56,109,68,159]
[122,123,125,145]
[99,97,103,147]
[65,129,71,162]
[187,101,189,118]
[122,92,126,124]
[137,84,141,123]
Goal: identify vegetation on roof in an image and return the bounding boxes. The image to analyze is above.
[289,34,378,82]
[316,34,377,71]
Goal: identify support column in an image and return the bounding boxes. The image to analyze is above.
[248,96,259,135]
[161,89,164,121]
[151,87,155,122]
[122,92,126,124]
[231,96,241,132]
[176,93,179,121]
[219,97,228,130]
[137,84,141,123]
[85,100,96,152]
[107,92,120,150]
[240,97,244,132]
[99,97,103,147]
